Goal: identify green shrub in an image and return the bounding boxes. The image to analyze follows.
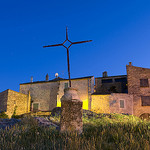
[0,111,8,119]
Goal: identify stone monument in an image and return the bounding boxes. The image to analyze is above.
[60,87,83,133]
[43,28,91,133]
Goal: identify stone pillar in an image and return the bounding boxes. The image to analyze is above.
[60,88,83,133]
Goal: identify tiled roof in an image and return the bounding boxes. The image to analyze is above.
[20,76,94,85]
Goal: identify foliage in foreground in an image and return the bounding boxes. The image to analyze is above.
[0,111,8,119]
[0,114,150,150]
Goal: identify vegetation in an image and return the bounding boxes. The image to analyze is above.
[0,114,150,150]
[0,111,8,119]
[11,106,20,119]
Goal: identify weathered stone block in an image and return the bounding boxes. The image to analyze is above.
[60,88,83,133]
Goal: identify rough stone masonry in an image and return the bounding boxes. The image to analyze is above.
[60,88,83,133]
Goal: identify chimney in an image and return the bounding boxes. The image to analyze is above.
[31,76,33,82]
[129,62,132,66]
[46,73,49,81]
[103,71,108,77]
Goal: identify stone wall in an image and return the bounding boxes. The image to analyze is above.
[127,65,150,116]
[6,89,30,118]
[20,82,59,111]
[91,95,110,113]
[95,81,123,93]
[109,93,133,114]
[20,77,94,111]
[57,78,94,110]
[91,93,133,114]
[0,90,8,112]
[95,76,127,94]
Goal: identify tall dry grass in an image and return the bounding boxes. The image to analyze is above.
[0,114,149,150]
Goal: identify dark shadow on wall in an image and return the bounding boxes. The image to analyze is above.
[49,82,60,110]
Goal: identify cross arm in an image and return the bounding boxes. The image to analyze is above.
[71,40,92,45]
[43,43,63,48]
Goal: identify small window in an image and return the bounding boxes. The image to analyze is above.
[33,103,39,112]
[120,100,124,108]
[140,79,149,87]
[64,83,68,89]
[141,96,150,106]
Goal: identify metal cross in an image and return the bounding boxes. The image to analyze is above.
[43,27,92,87]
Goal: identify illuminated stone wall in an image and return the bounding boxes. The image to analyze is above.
[57,78,94,110]
[91,93,133,114]
[6,89,31,118]
[0,89,30,118]
[91,95,110,113]
[20,77,94,111]
[127,64,150,117]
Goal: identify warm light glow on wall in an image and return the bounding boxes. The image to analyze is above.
[91,95,110,113]
[57,99,89,109]
[82,99,88,110]
[57,101,61,107]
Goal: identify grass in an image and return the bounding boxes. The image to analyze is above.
[0,113,150,150]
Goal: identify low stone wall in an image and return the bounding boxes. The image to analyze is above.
[91,95,110,113]
[31,111,51,116]
[6,90,30,118]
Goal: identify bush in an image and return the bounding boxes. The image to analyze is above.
[0,111,8,119]
[11,106,18,118]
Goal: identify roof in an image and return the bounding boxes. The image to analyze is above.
[20,76,94,85]
[95,75,127,79]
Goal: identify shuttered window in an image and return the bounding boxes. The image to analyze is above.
[141,96,150,106]
[140,79,149,87]
[120,100,124,108]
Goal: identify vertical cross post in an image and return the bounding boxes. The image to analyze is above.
[67,48,71,87]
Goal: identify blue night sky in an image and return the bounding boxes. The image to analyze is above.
[0,0,150,92]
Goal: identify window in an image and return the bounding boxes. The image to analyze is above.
[120,100,124,108]
[141,96,150,106]
[115,78,127,83]
[102,79,112,83]
[33,103,39,112]
[140,79,149,87]
[64,83,68,89]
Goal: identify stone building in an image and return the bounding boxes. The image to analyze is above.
[127,63,150,117]
[20,76,94,112]
[0,62,150,118]
[0,89,31,118]
[92,62,150,117]
[95,74,127,94]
